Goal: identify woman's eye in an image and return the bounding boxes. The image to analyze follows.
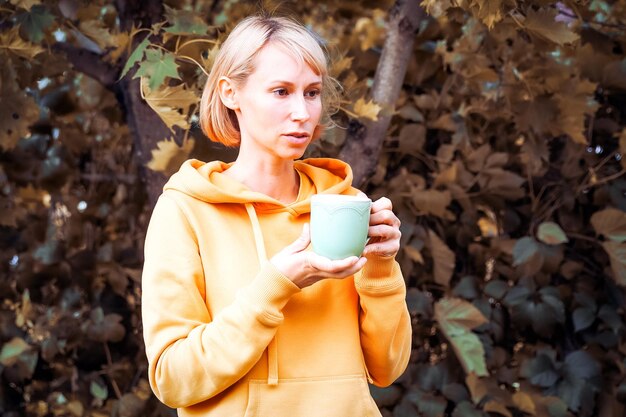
[274,88,288,96]
[305,90,321,98]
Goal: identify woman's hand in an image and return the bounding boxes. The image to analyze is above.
[270,224,367,289]
[360,193,401,258]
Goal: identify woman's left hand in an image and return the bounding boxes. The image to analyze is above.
[360,193,401,258]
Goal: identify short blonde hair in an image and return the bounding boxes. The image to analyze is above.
[199,15,339,147]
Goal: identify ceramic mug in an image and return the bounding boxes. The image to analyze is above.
[310,194,372,260]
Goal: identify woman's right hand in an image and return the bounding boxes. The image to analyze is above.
[270,224,367,289]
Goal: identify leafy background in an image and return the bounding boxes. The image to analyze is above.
[2,0,626,416]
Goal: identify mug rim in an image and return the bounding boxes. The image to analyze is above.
[311,194,371,203]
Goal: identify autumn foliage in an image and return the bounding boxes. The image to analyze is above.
[2,0,626,416]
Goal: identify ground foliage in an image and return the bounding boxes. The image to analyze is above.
[1,0,626,416]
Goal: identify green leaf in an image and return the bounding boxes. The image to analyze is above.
[572,307,595,332]
[484,280,508,300]
[163,5,210,35]
[601,241,626,286]
[120,36,150,80]
[0,337,30,366]
[133,48,181,91]
[15,5,55,43]
[563,350,600,380]
[435,298,488,376]
[520,351,560,387]
[537,221,569,245]
[90,379,108,400]
[512,236,540,266]
[591,208,626,243]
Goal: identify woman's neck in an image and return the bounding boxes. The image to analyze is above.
[223,157,300,204]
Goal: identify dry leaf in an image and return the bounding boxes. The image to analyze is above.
[428,229,456,286]
[353,97,381,121]
[523,8,580,45]
[79,20,117,50]
[0,61,39,149]
[142,79,198,131]
[0,27,44,59]
[146,137,195,177]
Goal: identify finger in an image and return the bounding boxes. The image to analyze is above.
[367,224,401,241]
[371,197,393,213]
[308,253,360,273]
[363,241,400,257]
[370,210,401,227]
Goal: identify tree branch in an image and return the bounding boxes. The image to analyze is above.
[52,43,118,88]
[339,0,426,188]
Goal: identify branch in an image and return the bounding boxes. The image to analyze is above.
[52,43,118,88]
[339,0,426,188]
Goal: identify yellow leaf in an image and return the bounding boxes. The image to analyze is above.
[478,216,498,238]
[146,137,195,177]
[513,391,537,415]
[331,55,354,77]
[0,61,39,149]
[471,0,503,29]
[142,79,198,131]
[523,8,580,45]
[10,0,40,10]
[484,400,512,417]
[79,20,117,50]
[0,27,44,59]
[107,32,130,63]
[353,97,381,121]
[201,44,220,73]
[404,245,424,264]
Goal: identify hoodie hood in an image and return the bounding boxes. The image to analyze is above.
[163,158,355,214]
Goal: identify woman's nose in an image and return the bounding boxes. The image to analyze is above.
[290,96,310,121]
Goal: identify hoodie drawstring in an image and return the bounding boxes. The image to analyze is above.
[245,203,279,386]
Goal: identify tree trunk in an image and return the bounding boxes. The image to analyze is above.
[339,0,425,188]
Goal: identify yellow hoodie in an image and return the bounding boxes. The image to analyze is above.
[141,158,412,416]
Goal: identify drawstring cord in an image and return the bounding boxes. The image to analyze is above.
[245,203,279,386]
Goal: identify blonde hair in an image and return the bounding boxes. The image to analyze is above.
[199,15,339,147]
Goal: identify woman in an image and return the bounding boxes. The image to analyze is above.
[141,14,411,416]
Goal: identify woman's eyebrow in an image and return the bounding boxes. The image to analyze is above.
[268,80,322,87]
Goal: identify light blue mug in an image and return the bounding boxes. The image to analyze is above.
[310,194,372,260]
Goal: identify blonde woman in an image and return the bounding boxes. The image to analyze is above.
[141,14,411,416]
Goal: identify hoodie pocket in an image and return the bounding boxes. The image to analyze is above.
[243,374,380,417]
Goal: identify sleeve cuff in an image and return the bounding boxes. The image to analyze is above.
[239,262,301,325]
[355,256,404,294]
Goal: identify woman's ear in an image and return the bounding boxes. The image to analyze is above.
[217,76,239,110]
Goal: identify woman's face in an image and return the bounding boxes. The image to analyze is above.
[231,43,323,162]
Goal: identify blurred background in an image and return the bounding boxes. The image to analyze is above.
[1,0,626,416]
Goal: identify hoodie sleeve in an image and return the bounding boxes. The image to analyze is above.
[141,195,301,408]
[354,255,412,387]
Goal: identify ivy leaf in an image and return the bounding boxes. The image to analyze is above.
[406,389,447,417]
[15,4,55,43]
[120,36,150,80]
[435,297,488,376]
[573,307,596,332]
[537,222,569,245]
[353,97,381,121]
[601,241,626,286]
[591,207,626,243]
[523,8,580,45]
[133,47,181,91]
[520,350,560,388]
[452,401,485,417]
[146,136,195,177]
[512,236,541,266]
[163,5,210,35]
[84,307,125,343]
[142,79,198,131]
[90,379,108,401]
[0,27,44,59]
[428,229,456,287]
[0,337,31,366]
